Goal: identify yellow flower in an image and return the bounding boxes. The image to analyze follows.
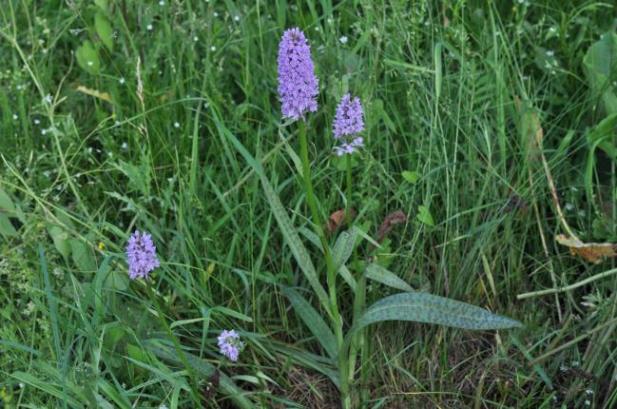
[97,242,106,251]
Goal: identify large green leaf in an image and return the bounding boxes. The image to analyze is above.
[332,228,358,270]
[0,215,17,237]
[354,292,522,332]
[365,263,414,293]
[95,12,114,51]
[586,112,617,161]
[76,40,101,75]
[584,32,617,114]
[282,287,337,359]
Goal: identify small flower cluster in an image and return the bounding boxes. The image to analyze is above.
[126,230,160,280]
[333,93,365,155]
[217,329,244,361]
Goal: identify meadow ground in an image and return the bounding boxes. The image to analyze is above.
[1,1,617,408]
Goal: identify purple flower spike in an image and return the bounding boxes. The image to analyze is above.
[217,329,243,362]
[126,230,160,280]
[277,28,319,120]
[333,94,365,155]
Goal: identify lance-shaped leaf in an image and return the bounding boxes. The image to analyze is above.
[219,116,330,310]
[282,287,337,359]
[354,292,522,333]
[365,263,414,293]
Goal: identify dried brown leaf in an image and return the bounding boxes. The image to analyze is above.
[376,210,407,243]
[326,208,356,234]
[556,234,617,264]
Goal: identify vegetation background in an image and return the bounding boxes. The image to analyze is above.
[1,0,616,407]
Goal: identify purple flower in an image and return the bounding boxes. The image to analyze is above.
[277,28,319,120]
[333,94,365,155]
[126,230,160,280]
[217,329,243,362]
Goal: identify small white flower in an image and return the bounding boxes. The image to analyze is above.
[339,36,348,44]
[12,114,18,120]
[43,94,53,104]
[586,389,594,395]
[549,27,557,33]
[159,0,165,5]
[121,142,128,150]
[210,45,216,51]
[34,119,41,125]
[119,77,126,85]
[234,15,240,22]
[147,24,153,31]
[114,120,121,126]
[87,61,94,66]
[159,405,169,409]
[584,400,591,406]
[565,203,574,211]
[19,382,24,389]
[41,128,48,135]
[193,36,199,42]
[174,121,180,128]
[546,50,555,57]
[213,11,219,17]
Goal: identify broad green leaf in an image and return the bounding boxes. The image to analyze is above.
[76,40,101,75]
[282,287,337,359]
[365,263,414,292]
[402,170,420,184]
[70,239,97,272]
[94,0,109,12]
[586,112,617,160]
[0,215,17,237]
[355,292,522,332]
[333,228,358,270]
[95,12,114,51]
[0,187,16,213]
[583,32,617,114]
[103,266,128,292]
[416,205,434,226]
[48,225,71,259]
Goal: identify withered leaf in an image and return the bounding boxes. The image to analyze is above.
[376,210,407,243]
[556,234,617,264]
[326,208,356,234]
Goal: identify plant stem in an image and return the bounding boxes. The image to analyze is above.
[345,154,353,224]
[297,121,348,404]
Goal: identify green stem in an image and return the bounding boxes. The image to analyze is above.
[297,121,347,404]
[345,154,353,224]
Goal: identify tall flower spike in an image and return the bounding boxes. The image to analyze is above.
[126,230,160,280]
[277,28,319,120]
[333,93,365,155]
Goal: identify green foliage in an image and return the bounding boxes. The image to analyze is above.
[1,1,616,407]
[355,292,522,332]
